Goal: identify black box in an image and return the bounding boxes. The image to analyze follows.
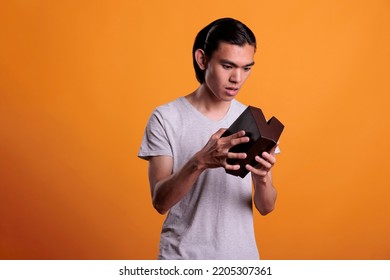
[221,106,284,178]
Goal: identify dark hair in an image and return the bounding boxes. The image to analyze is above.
[192,18,256,84]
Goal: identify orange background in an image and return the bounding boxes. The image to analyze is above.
[1,0,389,259]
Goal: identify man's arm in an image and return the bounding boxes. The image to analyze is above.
[245,146,278,215]
[148,129,249,214]
[148,155,204,214]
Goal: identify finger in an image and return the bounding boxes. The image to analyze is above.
[224,163,241,171]
[231,130,246,138]
[255,155,273,170]
[224,130,246,141]
[261,152,276,166]
[229,135,250,147]
[227,152,247,159]
[245,164,267,176]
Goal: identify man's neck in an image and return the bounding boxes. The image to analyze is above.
[185,86,232,121]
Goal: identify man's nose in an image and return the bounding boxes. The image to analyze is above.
[229,69,242,83]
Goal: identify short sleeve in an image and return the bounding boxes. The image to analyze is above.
[138,109,173,160]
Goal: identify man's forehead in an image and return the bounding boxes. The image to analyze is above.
[211,42,255,64]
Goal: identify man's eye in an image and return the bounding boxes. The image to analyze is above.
[222,65,232,69]
[244,67,252,71]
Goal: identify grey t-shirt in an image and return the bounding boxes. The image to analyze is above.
[138,97,259,259]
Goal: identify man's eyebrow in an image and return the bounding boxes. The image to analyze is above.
[219,59,255,67]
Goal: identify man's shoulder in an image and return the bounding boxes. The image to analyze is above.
[154,97,185,114]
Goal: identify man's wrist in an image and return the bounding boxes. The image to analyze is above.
[192,152,207,172]
[253,172,271,186]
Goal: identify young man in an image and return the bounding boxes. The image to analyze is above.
[138,18,278,259]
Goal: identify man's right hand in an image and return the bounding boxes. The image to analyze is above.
[195,128,250,171]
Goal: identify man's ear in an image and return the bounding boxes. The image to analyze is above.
[194,49,207,70]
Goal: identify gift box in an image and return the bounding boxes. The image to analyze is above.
[221,106,284,178]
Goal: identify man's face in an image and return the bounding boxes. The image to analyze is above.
[203,42,255,102]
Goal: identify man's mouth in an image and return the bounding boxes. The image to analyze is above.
[225,87,239,95]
